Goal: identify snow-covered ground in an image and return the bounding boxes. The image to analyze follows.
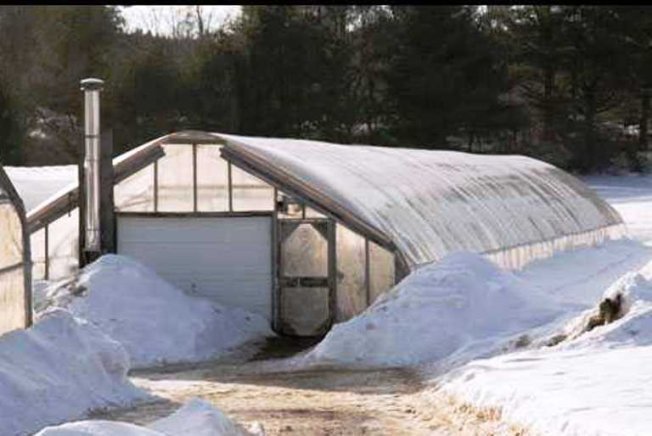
[0,310,146,436]
[439,270,652,436]
[585,174,652,246]
[35,398,258,436]
[38,255,273,368]
[434,176,652,436]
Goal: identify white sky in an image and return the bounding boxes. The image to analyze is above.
[119,5,241,35]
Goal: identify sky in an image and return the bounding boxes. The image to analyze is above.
[119,6,241,36]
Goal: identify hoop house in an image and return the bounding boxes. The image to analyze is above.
[0,164,31,335]
[13,131,625,335]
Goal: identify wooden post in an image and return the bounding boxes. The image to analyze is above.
[327,219,337,328]
[78,131,87,267]
[192,143,198,212]
[153,160,159,212]
[394,253,410,284]
[44,224,49,280]
[227,161,233,212]
[100,129,115,254]
[364,238,370,306]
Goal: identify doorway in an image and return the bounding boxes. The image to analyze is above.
[277,219,335,336]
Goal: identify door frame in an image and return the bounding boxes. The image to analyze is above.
[274,217,336,336]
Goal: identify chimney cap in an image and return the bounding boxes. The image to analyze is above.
[80,78,104,91]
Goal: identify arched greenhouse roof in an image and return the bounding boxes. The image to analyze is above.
[217,134,625,270]
[22,130,625,271]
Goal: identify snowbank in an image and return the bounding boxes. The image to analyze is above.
[544,271,652,349]
[0,309,146,436]
[303,253,562,368]
[440,271,652,436]
[36,398,257,436]
[40,255,272,368]
[148,398,254,436]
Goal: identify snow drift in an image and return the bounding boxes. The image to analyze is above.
[39,255,273,368]
[35,398,257,436]
[303,253,562,368]
[0,309,146,436]
[440,270,652,436]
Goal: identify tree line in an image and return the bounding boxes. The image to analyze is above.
[0,5,651,173]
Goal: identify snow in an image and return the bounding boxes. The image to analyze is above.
[432,175,652,436]
[302,252,563,368]
[36,398,254,436]
[440,271,652,436]
[36,421,161,436]
[0,309,146,436]
[147,398,252,436]
[220,133,623,269]
[39,254,273,368]
[4,165,77,212]
[584,174,652,246]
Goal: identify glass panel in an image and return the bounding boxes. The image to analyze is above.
[369,241,395,304]
[232,165,274,211]
[336,224,367,322]
[157,143,194,212]
[30,228,46,280]
[114,164,155,212]
[197,144,228,212]
[47,208,79,280]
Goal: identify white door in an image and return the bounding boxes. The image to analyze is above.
[117,215,272,320]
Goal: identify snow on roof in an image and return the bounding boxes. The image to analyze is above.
[4,165,77,212]
[219,134,625,269]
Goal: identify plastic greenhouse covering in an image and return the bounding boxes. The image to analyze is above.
[0,166,30,335]
[4,165,77,211]
[219,134,625,270]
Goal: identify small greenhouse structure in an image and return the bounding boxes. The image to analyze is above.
[0,164,31,335]
[14,131,625,336]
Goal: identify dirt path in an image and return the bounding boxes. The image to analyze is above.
[92,356,527,435]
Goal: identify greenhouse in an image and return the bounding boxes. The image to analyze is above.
[15,130,625,336]
[0,164,31,335]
